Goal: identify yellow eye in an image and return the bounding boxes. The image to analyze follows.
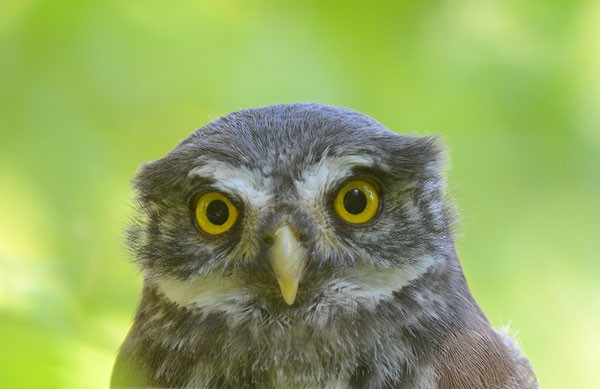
[193,191,239,235]
[333,179,380,225]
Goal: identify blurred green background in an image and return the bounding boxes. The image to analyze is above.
[1,1,599,387]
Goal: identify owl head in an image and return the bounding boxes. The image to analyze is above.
[128,103,454,312]
[114,103,538,388]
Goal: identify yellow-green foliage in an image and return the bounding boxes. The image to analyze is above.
[1,1,599,388]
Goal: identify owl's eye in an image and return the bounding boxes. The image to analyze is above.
[193,191,239,235]
[333,179,380,225]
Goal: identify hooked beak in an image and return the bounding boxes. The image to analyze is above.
[267,224,307,305]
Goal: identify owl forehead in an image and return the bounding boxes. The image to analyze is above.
[183,105,394,204]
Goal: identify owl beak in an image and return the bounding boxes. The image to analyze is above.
[268,224,307,305]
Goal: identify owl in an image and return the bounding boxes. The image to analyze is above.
[111,103,537,388]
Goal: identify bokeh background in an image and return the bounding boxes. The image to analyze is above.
[1,1,599,387]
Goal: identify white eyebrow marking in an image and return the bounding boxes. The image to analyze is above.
[294,154,378,204]
[189,161,271,209]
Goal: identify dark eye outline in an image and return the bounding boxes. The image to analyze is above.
[187,187,244,238]
[330,176,384,227]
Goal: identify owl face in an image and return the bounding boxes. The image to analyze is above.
[130,104,452,315]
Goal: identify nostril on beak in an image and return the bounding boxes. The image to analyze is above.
[263,235,274,246]
[297,232,309,244]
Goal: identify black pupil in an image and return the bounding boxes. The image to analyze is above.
[343,188,367,215]
[206,200,229,225]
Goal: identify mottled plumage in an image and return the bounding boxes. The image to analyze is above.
[112,103,537,388]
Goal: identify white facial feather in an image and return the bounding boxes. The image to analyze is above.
[188,161,272,210]
[154,255,437,318]
[155,274,253,316]
[321,256,436,304]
